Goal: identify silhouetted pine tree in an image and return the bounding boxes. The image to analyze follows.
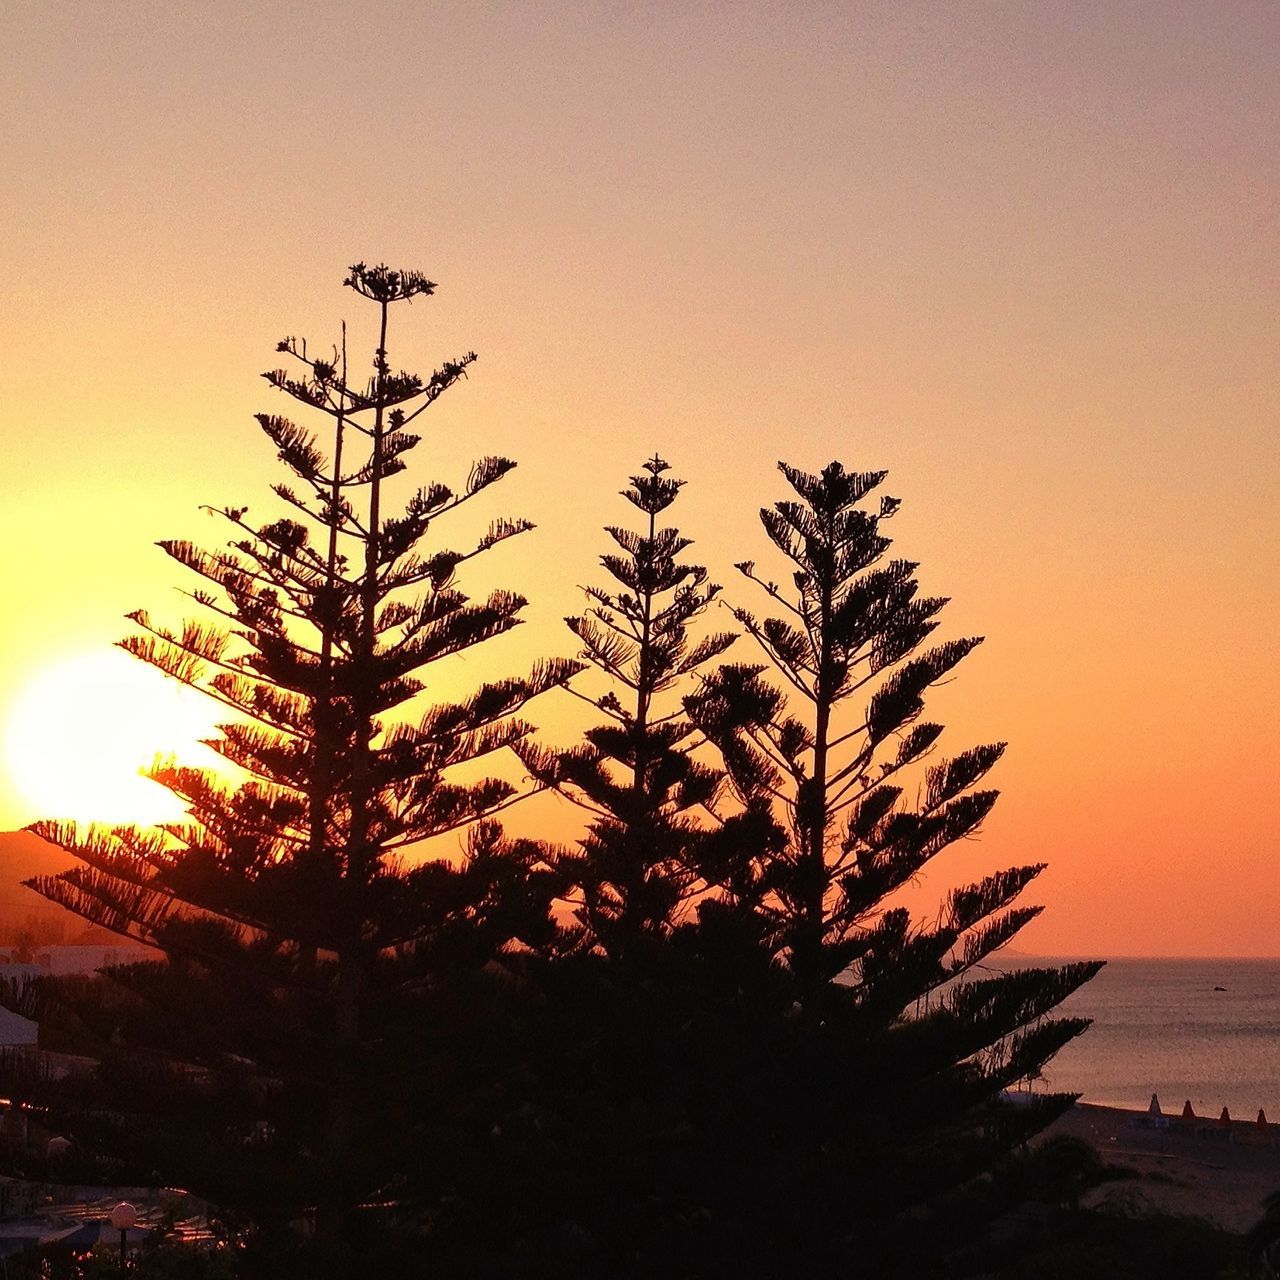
[4,265,577,1261]
[516,455,741,961]
[672,460,1103,1275]
[422,460,789,1275]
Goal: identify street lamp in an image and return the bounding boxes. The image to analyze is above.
[109,1202,136,1270]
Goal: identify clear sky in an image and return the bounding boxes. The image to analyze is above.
[2,0,1276,955]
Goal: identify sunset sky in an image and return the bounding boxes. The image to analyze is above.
[2,0,1276,956]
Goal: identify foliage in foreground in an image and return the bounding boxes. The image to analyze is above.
[982,1207,1250,1280]
[0,266,1102,1278]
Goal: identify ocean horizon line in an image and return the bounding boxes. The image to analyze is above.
[1004,950,1280,963]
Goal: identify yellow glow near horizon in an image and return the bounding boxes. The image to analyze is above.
[4,648,222,827]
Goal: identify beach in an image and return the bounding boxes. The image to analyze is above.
[1045,1102,1280,1233]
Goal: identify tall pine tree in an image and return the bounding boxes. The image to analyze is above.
[426,458,785,1275]
[8,265,577,1259]
[679,460,1102,1274]
[516,455,738,962]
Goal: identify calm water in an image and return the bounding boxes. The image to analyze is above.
[1026,957,1280,1116]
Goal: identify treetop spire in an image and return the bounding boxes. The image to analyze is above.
[343,262,437,303]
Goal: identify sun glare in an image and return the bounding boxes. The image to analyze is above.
[4,648,225,826]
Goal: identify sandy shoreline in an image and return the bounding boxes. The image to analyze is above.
[1043,1101,1280,1233]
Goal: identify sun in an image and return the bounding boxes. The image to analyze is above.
[4,647,226,826]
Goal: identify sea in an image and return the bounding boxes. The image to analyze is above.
[1021,956,1280,1117]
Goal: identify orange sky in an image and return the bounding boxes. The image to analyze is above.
[2,1,1277,955]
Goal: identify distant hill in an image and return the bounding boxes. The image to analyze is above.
[0,829,79,943]
[0,830,76,884]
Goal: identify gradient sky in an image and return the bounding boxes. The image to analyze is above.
[2,0,1277,955]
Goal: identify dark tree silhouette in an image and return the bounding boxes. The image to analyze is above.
[1251,1189,1280,1279]
[516,455,740,962]
[656,461,1103,1271]
[689,463,1052,992]
[417,459,789,1276]
[4,265,578,1259]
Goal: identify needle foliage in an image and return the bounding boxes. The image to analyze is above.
[5,266,578,1257]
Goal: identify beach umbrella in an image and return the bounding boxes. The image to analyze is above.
[1259,1109,1269,1127]
[1182,1100,1195,1119]
[1219,1106,1232,1126]
[1148,1093,1162,1117]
